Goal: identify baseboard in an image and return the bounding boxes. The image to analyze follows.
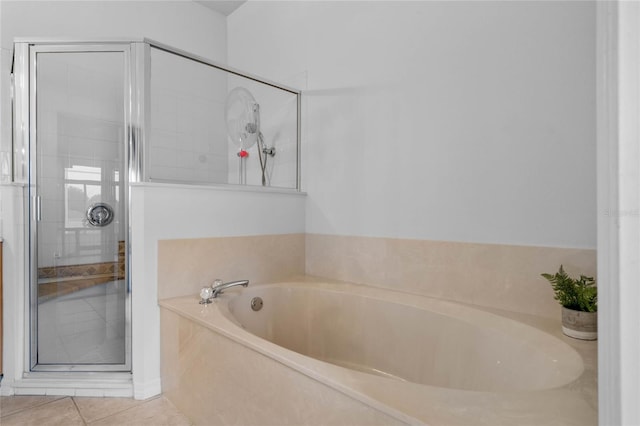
[0,378,14,396]
[133,377,162,400]
[7,373,134,397]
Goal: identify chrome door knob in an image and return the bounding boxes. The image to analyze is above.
[86,203,114,227]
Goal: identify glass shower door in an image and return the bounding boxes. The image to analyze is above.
[32,48,129,370]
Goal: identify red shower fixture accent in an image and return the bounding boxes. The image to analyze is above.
[238,149,249,158]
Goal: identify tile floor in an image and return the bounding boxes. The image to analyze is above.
[38,280,126,364]
[0,394,191,425]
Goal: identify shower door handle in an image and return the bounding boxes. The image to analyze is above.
[86,203,114,227]
[34,196,42,221]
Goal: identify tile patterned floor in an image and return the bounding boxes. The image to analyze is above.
[0,395,192,425]
[38,280,126,364]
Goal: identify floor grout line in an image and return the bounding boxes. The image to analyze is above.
[1,395,190,425]
[73,399,126,424]
[70,396,89,426]
[0,395,66,419]
[72,394,163,425]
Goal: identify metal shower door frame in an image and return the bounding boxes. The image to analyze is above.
[20,41,144,372]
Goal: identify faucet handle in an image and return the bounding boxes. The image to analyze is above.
[199,286,213,304]
[212,278,223,288]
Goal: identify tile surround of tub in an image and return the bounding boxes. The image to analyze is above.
[160,308,405,425]
[305,234,596,319]
[157,233,305,299]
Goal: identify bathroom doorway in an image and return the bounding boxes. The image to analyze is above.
[27,45,131,371]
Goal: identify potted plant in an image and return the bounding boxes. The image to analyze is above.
[541,265,597,340]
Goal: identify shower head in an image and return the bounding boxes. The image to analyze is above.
[245,122,258,134]
[247,103,260,134]
[226,87,260,149]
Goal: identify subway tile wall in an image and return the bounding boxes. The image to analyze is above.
[36,52,125,267]
[149,47,298,189]
[0,47,12,182]
[149,47,228,184]
[226,74,298,189]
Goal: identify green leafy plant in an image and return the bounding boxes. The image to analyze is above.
[541,265,597,312]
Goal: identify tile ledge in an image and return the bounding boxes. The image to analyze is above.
[131,181,306,196]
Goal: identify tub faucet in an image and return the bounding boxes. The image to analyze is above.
[211,279,249,298]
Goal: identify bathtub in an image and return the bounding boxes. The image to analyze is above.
[159,280,597,425]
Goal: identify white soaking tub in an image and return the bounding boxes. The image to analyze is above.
[159,280,597,425]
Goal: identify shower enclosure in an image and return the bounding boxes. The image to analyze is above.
[12,39,300,374]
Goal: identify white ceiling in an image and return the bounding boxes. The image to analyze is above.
[195,0,247,16]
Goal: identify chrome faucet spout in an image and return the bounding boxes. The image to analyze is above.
[211,279,249,298]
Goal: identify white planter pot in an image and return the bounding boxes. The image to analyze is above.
[561,307,597,340]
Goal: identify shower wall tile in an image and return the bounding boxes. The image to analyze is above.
[157,234,305,300]
[0,47,12,182]
[305,234,597,319]
[148,48,228,185]
[150,92,178,132]
[33,55,124,267]
[225,74,298,189]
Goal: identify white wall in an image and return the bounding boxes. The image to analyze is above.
[597,2,640,424]
[0,185,27,396]
[0,0,228,397]
[0,0,225,56]
[228,1,596,249]
[130,183,305,398]
[0,0,228,179]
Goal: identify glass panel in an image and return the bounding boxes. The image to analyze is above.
[35,51,126,366]
[149,47,298,189]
